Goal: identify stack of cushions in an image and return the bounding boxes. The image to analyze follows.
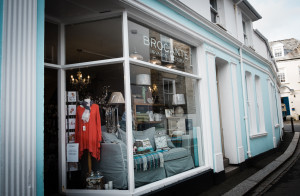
[103,126,175,153]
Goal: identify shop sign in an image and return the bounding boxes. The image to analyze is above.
[143,35,190,63]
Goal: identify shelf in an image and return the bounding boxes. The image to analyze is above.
[134,103,164,106]
[136,121,163,124]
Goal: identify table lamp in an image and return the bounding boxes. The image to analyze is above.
[108,92,125,132]
[172,94,186,116]
[136,74,151,103]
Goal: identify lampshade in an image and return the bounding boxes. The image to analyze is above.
[172,94,186,105]
[108,92,125,104]
[130,51,143,61]
[149,57,161,65]
[136,74,151,86]
[166,64,176,69]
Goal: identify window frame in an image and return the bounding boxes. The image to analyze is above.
[45,9,208,195]
[210,0,218,23]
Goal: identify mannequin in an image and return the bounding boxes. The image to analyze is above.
[75,98,102,174]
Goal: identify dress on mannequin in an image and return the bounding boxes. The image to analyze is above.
[75,99,102,161]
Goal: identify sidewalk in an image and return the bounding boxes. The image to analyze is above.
[198,131,296,196]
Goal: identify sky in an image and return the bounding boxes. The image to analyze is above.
[249,0,300,42]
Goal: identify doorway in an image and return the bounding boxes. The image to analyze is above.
[215,58,239,165]
[281,97,290,117]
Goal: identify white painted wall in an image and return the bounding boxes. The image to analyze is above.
[253,32,268,59]
[278,59,300,119]
[178,0,210,20]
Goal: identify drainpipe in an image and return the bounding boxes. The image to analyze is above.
[239,47,252,157]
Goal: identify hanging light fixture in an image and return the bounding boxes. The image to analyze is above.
[70,70,91,85]
[166,63,176,69]
[149,56,161,65]
[130,48,143,60]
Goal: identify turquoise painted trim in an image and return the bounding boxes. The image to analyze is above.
[0,0,3,194]
[36,0,44,195]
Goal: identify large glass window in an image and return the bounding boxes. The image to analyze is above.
[130,64,204,187]
[65,17,123,64]
[65,64,128,190]
[45,22,58,64]
[128,21,194,74]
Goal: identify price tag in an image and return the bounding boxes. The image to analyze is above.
[83,126,86,131]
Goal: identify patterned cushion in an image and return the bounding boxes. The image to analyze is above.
[154,135,168,149]
[133,127,156,150]
[135,138,154,152]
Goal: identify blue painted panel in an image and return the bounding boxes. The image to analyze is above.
[243,63,276,156]
[36,0,44,195]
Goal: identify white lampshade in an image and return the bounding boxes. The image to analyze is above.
[172,94,186,105]
[149,57,161,65]
[130,51,143,61]
[108,92,125,104]
[136,74,151,86]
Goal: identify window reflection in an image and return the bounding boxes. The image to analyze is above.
[65,17,123,64]
[130,64,204,187]
[128,21,194,74]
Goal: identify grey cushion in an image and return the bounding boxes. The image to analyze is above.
[162,147,190,162]
[118,127,135,146]
[133,127,156,150]
[102,132,120,143]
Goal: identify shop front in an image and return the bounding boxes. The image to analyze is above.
[44,1,210,195]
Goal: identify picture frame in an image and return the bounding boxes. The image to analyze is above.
[67,91,77,102]
[165,109,174,118]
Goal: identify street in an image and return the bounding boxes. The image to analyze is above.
[265,154,300,195]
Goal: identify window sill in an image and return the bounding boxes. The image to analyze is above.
[250,132,268,139]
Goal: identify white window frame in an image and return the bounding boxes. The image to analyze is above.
[277,71,286,83]
[45,9,209,195]
[210,0,218,23]
[242,15,253,47]
[273,46,284,58]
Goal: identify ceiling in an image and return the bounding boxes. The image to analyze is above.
[45,0,125,23]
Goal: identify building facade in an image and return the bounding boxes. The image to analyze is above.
[270,38,300,120]
[0,0,283,195]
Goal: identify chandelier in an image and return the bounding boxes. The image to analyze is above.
[70,70,91,85]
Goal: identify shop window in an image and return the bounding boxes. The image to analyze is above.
[130,64,204,187]
[65,17,123,64]
[45,22,58,64]
[128,21,194,74]
[65,64,128,190]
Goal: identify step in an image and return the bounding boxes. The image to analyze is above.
[223,157,229,168]
[225,166,240,178]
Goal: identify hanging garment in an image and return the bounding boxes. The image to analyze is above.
[75,104,102,160]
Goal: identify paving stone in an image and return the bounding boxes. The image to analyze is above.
[223,180,257,196]
[275,153,291,162]
[247,161,281,182]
